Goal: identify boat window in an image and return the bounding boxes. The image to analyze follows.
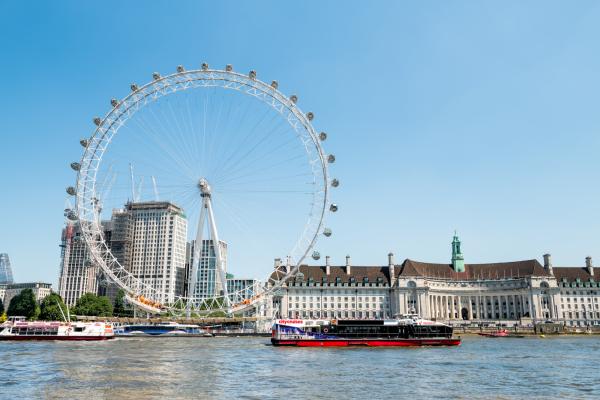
[74,327,85,332]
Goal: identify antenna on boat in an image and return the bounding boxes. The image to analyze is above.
[57,299,68,323]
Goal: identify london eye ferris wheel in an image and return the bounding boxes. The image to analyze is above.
[66,63,338,315]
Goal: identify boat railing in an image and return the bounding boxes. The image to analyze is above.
[278,329,453,339]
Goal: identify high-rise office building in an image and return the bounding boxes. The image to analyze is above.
[227,276,260,301]
[58,221,112,306]
[186,239,227,299]
[123,201,188,304]
[0,253,14,284]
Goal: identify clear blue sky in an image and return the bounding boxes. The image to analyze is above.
[1,1,600,286]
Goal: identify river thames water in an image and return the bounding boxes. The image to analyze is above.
[1,335,599,399]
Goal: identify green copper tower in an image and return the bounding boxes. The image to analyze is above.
[451,232,465,272]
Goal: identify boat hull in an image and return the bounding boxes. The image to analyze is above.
[477,333,524,338]
[271,338,461,347]
[0,335,114,341]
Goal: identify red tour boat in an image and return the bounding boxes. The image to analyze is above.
[271,315,461,347]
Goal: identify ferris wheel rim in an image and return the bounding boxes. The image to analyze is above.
[73,65,334,314]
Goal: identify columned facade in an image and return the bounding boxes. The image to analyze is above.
[395,276,560,324]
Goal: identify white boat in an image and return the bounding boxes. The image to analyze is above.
[0,317,115,341]
[115,321,211,336]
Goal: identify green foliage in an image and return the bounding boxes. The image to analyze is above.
[0,312,6,323]
[7,288,40,320]
[73,293,113,317]
[39,293,69,321]
[113,289,132,317]
[206,311,227,317]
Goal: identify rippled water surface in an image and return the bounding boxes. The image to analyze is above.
[1,336,599,399]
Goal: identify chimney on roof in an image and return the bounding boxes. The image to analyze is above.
[543,253,553,275]
[586,256,594,276]
[346,255,351,275]
[388,252,396,286]
[274,258,284,272]
[325,255,331,275]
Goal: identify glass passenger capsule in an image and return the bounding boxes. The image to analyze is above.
[65,210,78,221]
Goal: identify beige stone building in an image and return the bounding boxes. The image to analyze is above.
[267,235,600,327]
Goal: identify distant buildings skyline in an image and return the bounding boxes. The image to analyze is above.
[58,200,258,307]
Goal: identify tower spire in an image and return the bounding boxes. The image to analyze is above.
[451,232,465,272]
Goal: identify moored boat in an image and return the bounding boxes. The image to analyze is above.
[115,321,211,337]
[0,317,114,341]
[271,315,461,347]
[478,329,524,338]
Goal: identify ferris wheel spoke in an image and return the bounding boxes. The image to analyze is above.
[215,171,314,191]
[167,98,201,174]
[214,104,277,178]
[203,92,228,176]
[213,145,303,187]
[149,100,202,178]
[214,122,308,181]
[205,90,250,177]
[130,110,198,182]
[159,98,202,177]
[213,194,251,235]
[214,152,308,188]
[211,119,291,182]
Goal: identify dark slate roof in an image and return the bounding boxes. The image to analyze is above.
[269,265,392,284]
[553,267,600,282]
[399,259,550,280]
[269,258,552,284]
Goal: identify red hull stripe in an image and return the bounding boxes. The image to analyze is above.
[0,336,113,341]
[272,339,461,347]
